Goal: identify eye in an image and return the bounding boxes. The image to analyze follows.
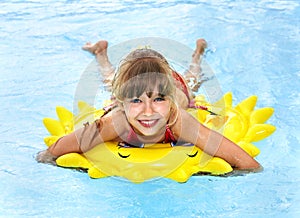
[130,98,142,103]
[154,97,165,102]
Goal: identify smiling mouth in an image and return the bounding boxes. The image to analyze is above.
[138,119,159,128]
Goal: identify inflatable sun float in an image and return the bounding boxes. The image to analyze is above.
[42,92,275,183]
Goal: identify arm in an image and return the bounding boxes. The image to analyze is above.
[173,109,261,170]
[36,109,127,164]
[35,131,82,165]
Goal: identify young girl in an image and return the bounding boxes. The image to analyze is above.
[36,38,261,171]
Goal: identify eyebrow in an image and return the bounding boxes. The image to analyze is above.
[145,92,165,98]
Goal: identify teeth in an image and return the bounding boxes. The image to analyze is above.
[140,120,155,125]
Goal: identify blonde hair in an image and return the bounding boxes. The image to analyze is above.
[112,48,176,102]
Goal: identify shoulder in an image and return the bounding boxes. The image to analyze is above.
[170,108,203,143]
[176,108,194,121]
[169,108,196,133]
[99,108,129,140]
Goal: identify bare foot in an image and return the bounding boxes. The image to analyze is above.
[193,38,207,57]
[82,40,108,55]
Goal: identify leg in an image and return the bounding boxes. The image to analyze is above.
[82,40,115,90]
[184,38,207,92]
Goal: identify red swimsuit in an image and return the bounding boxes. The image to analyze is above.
[172,71,192,104]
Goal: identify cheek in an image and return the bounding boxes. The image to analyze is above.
[124,104,140,118]
[156,103,171,117]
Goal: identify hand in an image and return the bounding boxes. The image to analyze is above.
[36,149,57,165]
[229,164,264,176]
[233,156,262,170]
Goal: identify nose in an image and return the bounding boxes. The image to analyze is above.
[143,101,154,116]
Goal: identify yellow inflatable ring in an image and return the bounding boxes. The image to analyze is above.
[43,92,275,183]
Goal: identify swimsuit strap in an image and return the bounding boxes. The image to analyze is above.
[164,124,177,144]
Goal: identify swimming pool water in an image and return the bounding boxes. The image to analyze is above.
[1,0,299,217]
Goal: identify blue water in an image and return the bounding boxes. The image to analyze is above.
[1,0,300,217]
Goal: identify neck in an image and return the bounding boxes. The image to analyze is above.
[130,125,166,144]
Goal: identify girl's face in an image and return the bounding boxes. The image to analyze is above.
[122,92,172,138]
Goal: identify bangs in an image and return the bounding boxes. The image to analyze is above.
[120,72,173,99]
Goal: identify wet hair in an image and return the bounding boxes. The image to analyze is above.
[112,48,176,102]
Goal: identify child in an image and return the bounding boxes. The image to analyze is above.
[36,38,261,171]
